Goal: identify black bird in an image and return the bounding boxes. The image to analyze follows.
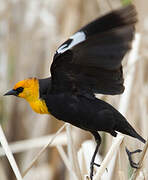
[4,4,146,180]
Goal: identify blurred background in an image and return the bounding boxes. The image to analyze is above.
[0,0,148,180]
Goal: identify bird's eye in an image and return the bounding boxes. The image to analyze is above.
[16,87,24,93]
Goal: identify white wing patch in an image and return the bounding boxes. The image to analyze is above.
[57,31,86,54]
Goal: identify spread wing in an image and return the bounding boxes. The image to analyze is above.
[50,5,137,96]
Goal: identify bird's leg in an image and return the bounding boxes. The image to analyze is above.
[126,147,142,168]
[90,132,101,180]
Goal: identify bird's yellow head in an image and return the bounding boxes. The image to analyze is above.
[5,78,39,101]
[4,78,49,114]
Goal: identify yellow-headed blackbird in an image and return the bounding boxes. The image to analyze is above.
[4,5,145,180]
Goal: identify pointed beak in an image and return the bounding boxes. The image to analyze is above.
[4,89,18,96]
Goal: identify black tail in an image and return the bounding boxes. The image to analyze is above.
[115,115,146,144]
[124,123,146,144]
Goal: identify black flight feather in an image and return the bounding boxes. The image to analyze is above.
[50,5,137,95]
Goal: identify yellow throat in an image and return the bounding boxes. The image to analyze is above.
[14,78,49,114]
[29,98,49,114]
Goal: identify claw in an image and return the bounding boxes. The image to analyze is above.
[129,149,142,154]
[93,162,100,167]
[90,162,100,180]
[126,147,142,169]
[93,163,108,172]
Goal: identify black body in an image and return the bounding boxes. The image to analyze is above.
[44,93,145,143]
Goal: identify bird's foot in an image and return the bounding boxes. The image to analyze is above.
[90,162,100,180]
[126,147,142,168]
[93,162,100,167]
[93,163,108,172]
[90,162,108,180]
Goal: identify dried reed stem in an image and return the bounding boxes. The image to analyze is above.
[66,124,82,180]
[0,132,68,156]
[57,145,78,180]
[118,33,141,115]
[22,123,67,177]
[78,141,97,177]
[93,135,124,179]
[0,125,23,180]
[77,148,88,178]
